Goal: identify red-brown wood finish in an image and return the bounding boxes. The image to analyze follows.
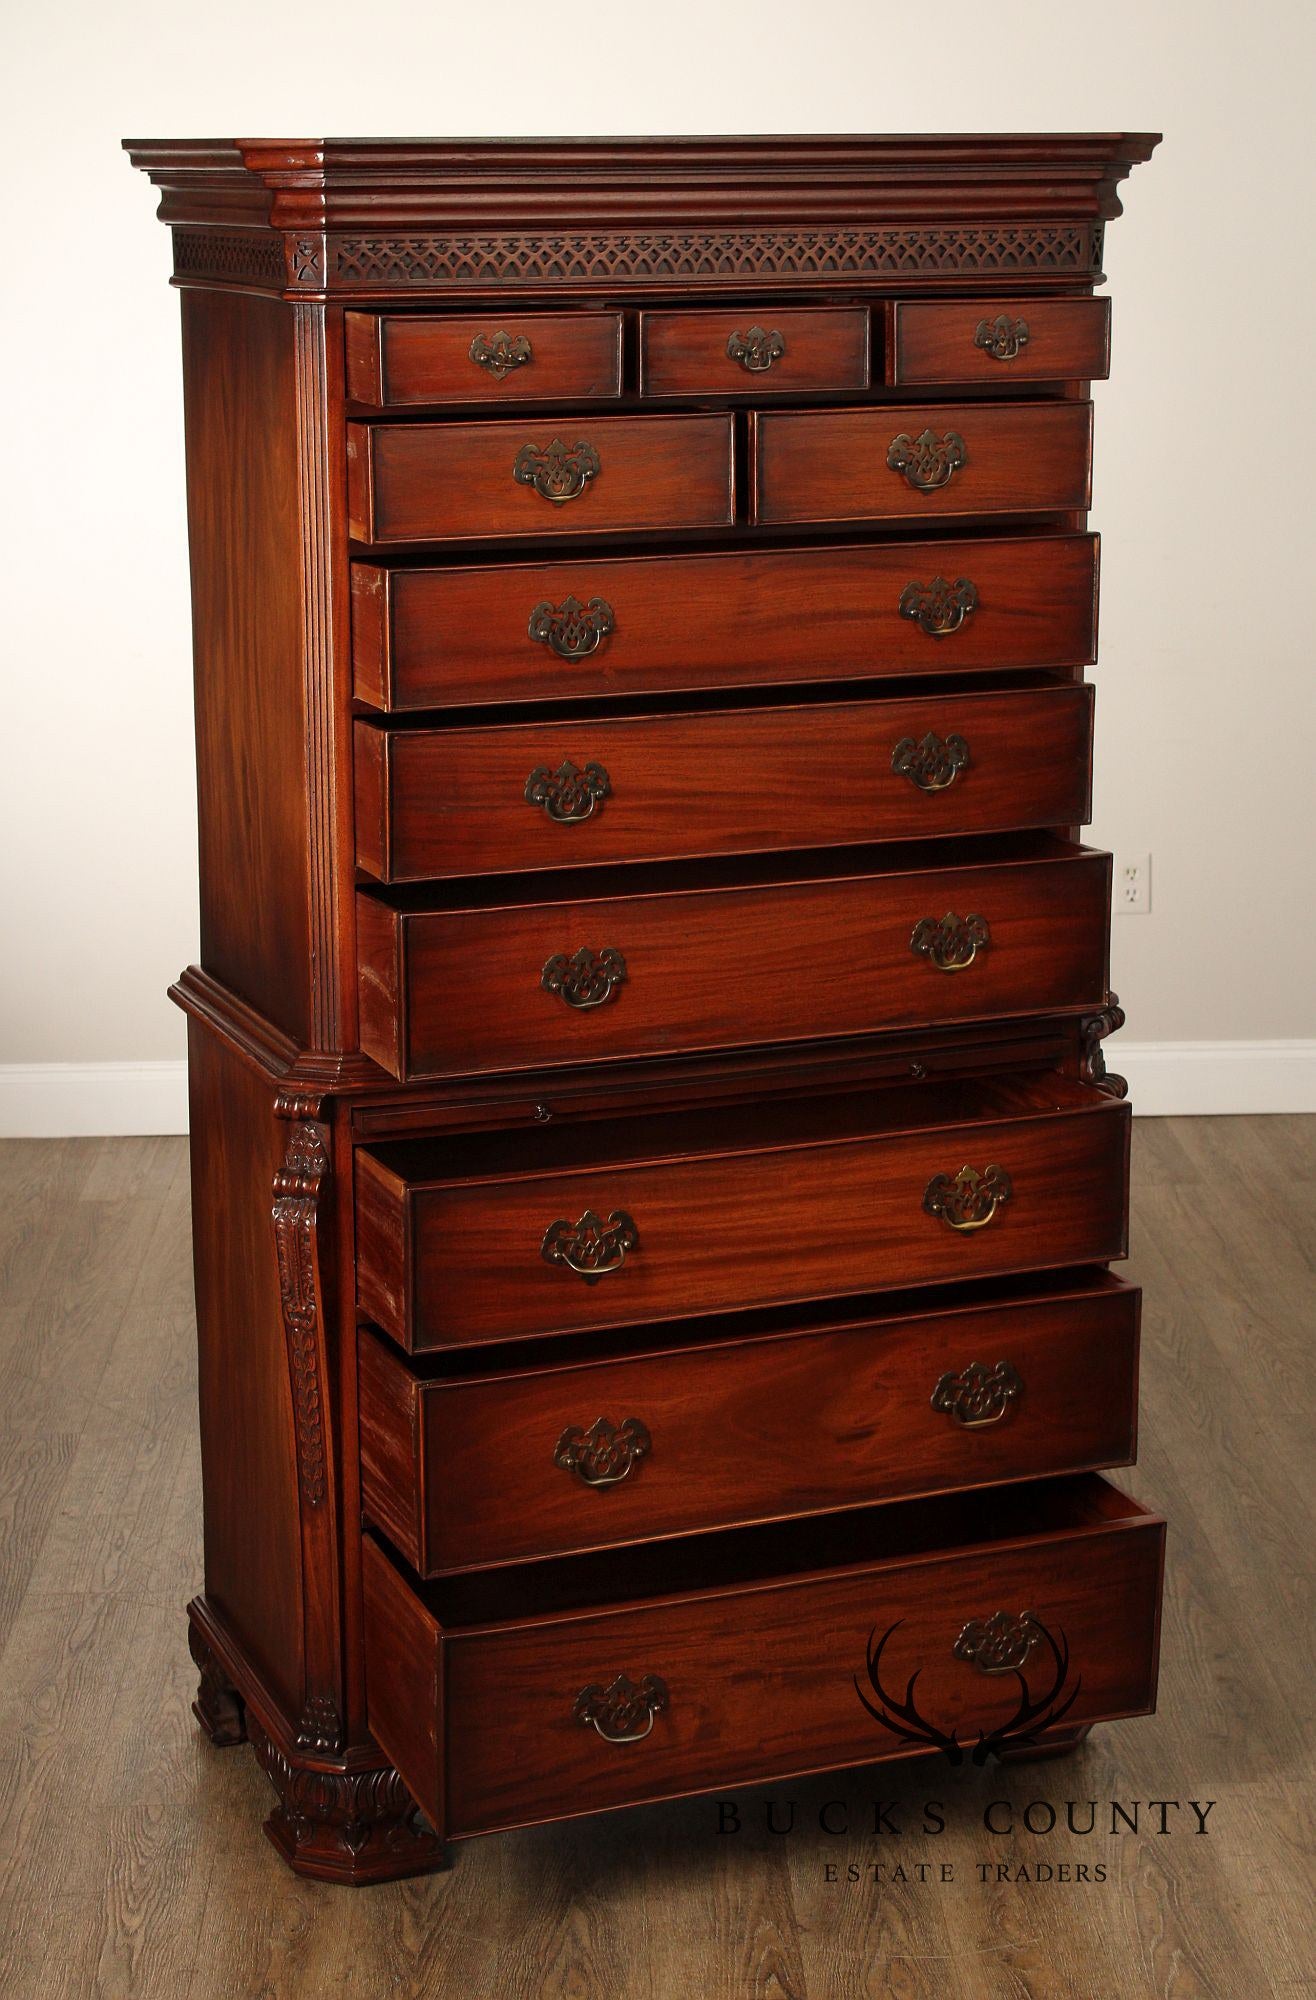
[357,841,1111,1081]
[886,297,1112,385]
[354,682,1094,882]
[351,533,1099,709]
[638,306,869,395]
[345,310,624,406]
[347,412,735,544]
[354,1074,1130,1350]
[359,1272,1141,1571]
[362,1476,1165,1838]
[752,401,1093,525]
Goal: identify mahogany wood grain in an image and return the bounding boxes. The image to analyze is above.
[358,1272,1140,1571]
[345,310,624,406]
[354,682,1094,881]
[751,400,1092,525]
[350,532,1099,709]
[347,413,735,544]
[354,1072,1130,1349]
[638,307,868,395]
[361,1476,1164,1838]
[356,839,1111,1081]
[885,297,1112,385]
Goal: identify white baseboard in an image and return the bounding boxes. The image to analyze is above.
[0,1044,1313,1137]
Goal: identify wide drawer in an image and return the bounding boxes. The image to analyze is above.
[356,836,1111,1081]
[639,306,869,396]
[352,531,1099,709]
[886,298,1111,387]
[347,413,735,544]
[345,310,624,407]
[354,682,1094,882]
[360,1271,1140,1573]
[354,1072,1130,1350]
[363,1474,1164,1839]
[751,401,1092,526]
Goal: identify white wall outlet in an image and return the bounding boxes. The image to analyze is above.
[1117,853,1151,915]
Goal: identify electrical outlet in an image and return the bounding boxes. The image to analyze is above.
[1117,852,1151,915]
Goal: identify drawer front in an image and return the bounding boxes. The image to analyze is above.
[347,413,735,544]
[354,685,1094,882]
[362,1484,1164,1838]
[639,307,868,396]
[352,532,1098,709]
[345,311,624,407]
[887,298,1111,387]
[355,1093,1130,1349]
[751,401,1092,526]
[357,847,1111,1081]
[359,1278,1140,1572]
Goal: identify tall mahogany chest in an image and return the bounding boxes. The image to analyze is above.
[127,133,1163,1882]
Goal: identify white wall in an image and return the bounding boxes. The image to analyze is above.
[3,0,1314,1131]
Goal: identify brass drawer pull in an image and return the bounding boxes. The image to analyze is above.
[541,945,627,1009]
[954,1610,1041,1673]
[931,1360,1022,1428]
[541,1208,638,1282]
[923,1164,1013,1232]
[898,575,978,637]
[974,314,1030,362]
[470,330,532,378]
[528,594,615,660]
[573,1672,669,1744]
[727,325,785,372]
[513,438,601,503]
[525,759,612,823]
[910,911,989,970]
[554,1415,651,1486]
[887,427,967,492]
[892,731,970,793]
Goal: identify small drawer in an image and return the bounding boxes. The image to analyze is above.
[355,835,1111,1082]
[639,307,868,396]
[750,401,1092,526]
[363,1474,1164,1839]
[353,1070,1130,1351]
[345,310,624,407]
[359,1271,1140,1572]
[353,682,1094,882]
[886,298,1111,387]
[347,413,735,545]
[352,529,1098,713]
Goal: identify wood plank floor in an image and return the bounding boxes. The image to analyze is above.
[0,1119,1311,1999]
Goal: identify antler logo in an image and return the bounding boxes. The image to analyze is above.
[854,1615,1081,1765]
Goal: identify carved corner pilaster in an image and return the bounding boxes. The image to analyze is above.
[250,1724,449,1885]
[188,1619,248,1748]
[272,1112,344,1757]
[1080,993,1128,1100]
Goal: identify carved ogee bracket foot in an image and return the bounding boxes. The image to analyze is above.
[189,1620,248,1748]
[250,1724,450,1885]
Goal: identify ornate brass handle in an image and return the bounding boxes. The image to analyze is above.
[974,314,1030,362]
[887,427,967,492]
[892,731,970,793]
[513,438,601,503]
[470,330,532,378]
[542,945,627,1008]
[528,594,615,660]
[541,1209,638,1282]
[554,1416,651,1487]
[898,576,978,637]
[573,1672,668,1743]
[923,1165,1013,1232]
[954,1611,1041,1673]
[910,911,989,970]
[727,325,785,372]
[931,1360,1022,1428]
[525,760,612,823]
